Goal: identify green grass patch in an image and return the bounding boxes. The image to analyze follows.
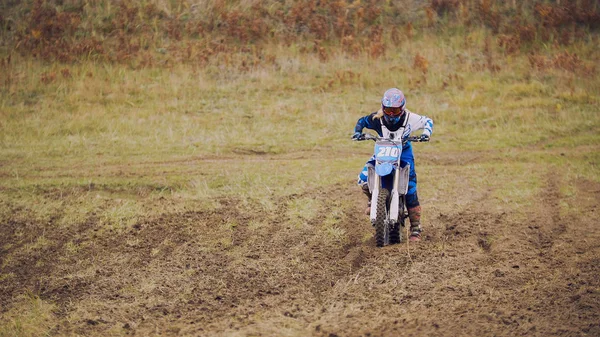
[0,293,57,337]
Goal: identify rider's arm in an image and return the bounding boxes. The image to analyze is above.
[406,110,433,137]
[354,113,379,134]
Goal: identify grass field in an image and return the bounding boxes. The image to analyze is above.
[1,4,600,335]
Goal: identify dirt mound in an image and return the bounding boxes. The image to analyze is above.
[1,176,599,336]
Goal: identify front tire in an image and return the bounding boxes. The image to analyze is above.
[390,223,401,244]
[390,198,405,244]
[374,188,390,247]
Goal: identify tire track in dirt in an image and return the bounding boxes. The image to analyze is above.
[522,174,600,335]
[532,172,566,251]
[461,170,600,336]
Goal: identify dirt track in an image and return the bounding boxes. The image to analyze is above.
[1,159,599,336]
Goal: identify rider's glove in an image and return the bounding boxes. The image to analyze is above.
[352,132,363,140]
[419,134,430,142]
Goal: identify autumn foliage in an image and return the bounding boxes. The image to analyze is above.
[1,0,598,68]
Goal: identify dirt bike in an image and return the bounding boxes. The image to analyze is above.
[355,133,428,247]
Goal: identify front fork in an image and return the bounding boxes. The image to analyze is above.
[369,173,381,223]
[368,163,411,224]
[389,167,402,222]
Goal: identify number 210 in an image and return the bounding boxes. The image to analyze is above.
[377,147,399,157]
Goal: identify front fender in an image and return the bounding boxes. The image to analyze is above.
[375,162,394,176]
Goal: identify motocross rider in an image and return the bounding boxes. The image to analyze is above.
[352,88,433,242]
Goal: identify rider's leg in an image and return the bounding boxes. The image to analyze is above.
[408,206,422,241]
[406,178,422,242]
[358,156,375,215]
[360,184,371,215]
[403,148,422,242]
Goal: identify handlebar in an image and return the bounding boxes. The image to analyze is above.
[354,133,429,143]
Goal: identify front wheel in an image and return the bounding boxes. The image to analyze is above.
[389,197,405,244]
[374,188,390,247]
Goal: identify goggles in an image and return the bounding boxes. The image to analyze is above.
[383,106,405,116]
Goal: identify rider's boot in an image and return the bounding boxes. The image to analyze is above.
[361,184,372,215]
[408,206,423,242]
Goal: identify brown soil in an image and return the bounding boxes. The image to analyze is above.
[1,169,599,336]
